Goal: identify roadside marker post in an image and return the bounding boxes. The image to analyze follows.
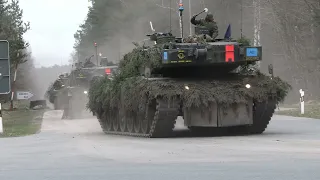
[299,89,304,115]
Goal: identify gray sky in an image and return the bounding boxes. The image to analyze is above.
[20,0,90,67]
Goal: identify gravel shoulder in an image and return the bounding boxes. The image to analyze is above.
[1,109,45,137]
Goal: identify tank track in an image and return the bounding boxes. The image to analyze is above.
[98,97,179,138]
[98,98,276,137]
[245,99,277,134]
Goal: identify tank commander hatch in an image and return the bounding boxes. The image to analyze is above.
[190,12,219,41]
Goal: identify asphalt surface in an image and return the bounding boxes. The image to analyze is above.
[0,110,320,180]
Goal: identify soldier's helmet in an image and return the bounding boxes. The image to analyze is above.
[205,13,214,21]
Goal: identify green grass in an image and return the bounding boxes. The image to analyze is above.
[275,103,320,119]
[0,109,46,137]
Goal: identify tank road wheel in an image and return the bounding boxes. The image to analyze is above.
[126,113,134,133]
[140,116,149,134]
[112,111,119,132]
[105,112,113,132]
[119,115,127,132]
[133,115,141,133]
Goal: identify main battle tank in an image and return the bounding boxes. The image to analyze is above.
[88,9,291,138]
[45,73,68,110]
[61,59,119,119]
[43,55,118,119]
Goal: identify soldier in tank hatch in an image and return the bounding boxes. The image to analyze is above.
[190,12,219,41]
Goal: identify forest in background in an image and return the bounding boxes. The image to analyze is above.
[0,0,33,103]
[0,0,72,101]
[3,0,318,104]
[70,0,320,104]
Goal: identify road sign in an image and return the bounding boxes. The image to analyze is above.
[16,91,34,100]
[0,40,10,94]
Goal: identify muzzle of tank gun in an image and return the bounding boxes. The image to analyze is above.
[193,48,207,60]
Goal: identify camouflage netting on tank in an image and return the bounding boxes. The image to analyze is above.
[88,72,291,113]
[117,43,163,78]
[87,40,292,114]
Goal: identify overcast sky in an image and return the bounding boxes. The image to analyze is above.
[20,0,90,67]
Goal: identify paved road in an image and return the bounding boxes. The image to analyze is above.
[0,110,320,180]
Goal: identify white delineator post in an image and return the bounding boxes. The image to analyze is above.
[299,89,304,114]
[0,103,3,133]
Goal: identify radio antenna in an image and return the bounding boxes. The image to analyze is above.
[240,0,243,38]
[169,0,172,33]
[178,0,184,38]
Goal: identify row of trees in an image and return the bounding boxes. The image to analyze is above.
[72,0,320,103]
[267,0,320,101]
[0,0,33,104]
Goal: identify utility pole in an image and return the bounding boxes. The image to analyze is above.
[253,0,261,68]
[253,0,261,46]
[188,0,192,36]
[94,42,98,66]
[240,0,243,38]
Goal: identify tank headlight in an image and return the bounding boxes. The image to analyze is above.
[185,85,189,90]
[84,91,88,94]
[245,84,251,89]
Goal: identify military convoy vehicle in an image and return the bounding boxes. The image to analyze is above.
[88,7,290,137]
[45,73,69,110]
[61,64,118,119]
[45,56,118,119]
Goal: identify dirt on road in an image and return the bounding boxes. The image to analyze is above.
[39,110,320,164]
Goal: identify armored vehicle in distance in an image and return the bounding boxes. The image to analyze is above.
[45,73,69,110]
[61,59,118,119]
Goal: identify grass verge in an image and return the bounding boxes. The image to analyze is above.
[275,104,320,119]
[1,109,46,137]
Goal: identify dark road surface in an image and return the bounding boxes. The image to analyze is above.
[0,111,319,180]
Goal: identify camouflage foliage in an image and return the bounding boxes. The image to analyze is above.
[87,38,292,115]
